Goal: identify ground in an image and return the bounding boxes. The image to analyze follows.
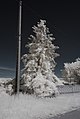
[0,92,80,119]
[52,108,80,119]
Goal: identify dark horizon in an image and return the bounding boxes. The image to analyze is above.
[0,0,80,78]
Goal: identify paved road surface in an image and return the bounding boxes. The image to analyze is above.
[50,108,80,119]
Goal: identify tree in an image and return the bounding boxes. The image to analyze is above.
[62,58,80,84]
[21,20,60,97]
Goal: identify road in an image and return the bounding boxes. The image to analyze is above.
[50,108,80,119]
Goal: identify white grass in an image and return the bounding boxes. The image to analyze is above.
[0,93,80,119]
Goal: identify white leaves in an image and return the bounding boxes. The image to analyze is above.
[21,54,28,65]
[63,58,80,82]
[35,47,42,53]
[21,19,59,97]
[32,71,58,97]
[76,58,80,61]
[38,20,46,27]
[64,59,80,70]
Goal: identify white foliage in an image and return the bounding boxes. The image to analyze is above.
[63,58,80,83]
[0,78,13,95]
[21,20,59,97]
[32,71,59,97]
[53,74,64,86]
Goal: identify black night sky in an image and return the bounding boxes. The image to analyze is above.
[0,0,80,78]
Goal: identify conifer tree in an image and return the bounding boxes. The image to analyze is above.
[21,20,60,97]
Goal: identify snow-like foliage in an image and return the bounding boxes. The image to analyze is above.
[0,78,13,95]
[21,20,60,97]
[62,58,80,83]
[32,70,59,97]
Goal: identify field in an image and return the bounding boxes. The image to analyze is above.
[0,92,80,119]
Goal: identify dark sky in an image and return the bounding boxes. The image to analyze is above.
[0,0,80,77]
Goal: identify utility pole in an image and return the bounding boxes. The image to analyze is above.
[15,0,22,95]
